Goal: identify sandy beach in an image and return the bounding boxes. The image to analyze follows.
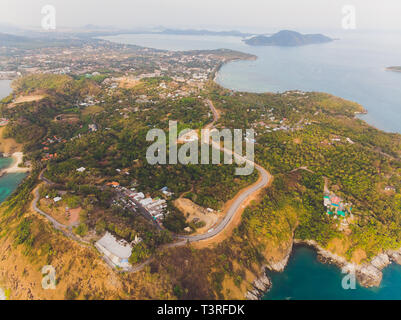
[1,152,30,174]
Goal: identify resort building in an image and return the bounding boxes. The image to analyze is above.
[324,192,352,217]
[95,232,132,270]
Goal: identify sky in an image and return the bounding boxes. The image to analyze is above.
[0,0,401,32]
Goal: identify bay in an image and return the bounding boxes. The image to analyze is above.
[102,31,401,133]
[0,80,26,204]
[264,246,401,300]
[88,32,401,299]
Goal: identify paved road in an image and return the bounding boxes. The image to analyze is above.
[30,100,272,271]
[32,170,91,246]
[169,100,272,246]
[172,164,269,245]
[32,186,65,230]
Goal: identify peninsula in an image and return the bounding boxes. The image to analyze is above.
[0,31,401,301]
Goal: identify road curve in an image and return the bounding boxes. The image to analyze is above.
[31,170,91,245]
[169,99,272,247]
[30,99,272,271]
[32,186,65,230]
[173,164,269,245]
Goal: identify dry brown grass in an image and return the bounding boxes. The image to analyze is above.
[0,127,23,154]
[351,248,368,264]
[174,198,218,234]
[326,238,350,257]
[116,77,140,89]
[0,193,172,300]
[8,95,45,108]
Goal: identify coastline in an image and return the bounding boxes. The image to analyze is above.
[210,53,401,300]
[212,54,257,83]
[246,239,401,300]
[0,152,30,175]
[210,59,385,300]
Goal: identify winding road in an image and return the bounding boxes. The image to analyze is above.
[171,100,272,245]
[30,99,272,270]
[31,170,91,246]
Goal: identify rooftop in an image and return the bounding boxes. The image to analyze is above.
[96,232,132,259]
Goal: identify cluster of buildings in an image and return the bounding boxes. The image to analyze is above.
[129,188,168,222]
[41,153,58,162]
[112,184,171,223]
[385,186,396,192]
[1,38,232,87]
[324,192,353,217]
[88,124,98,132]
[40,136,65,161]
[45,135,63,144]
[251,107,295,133]
[77,95,100,108]
[42,135,64,147]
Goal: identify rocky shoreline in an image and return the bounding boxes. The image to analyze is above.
[294,239,401,288]
[245,238,401,300]
[245,241,293,300]
[245,267,272,300]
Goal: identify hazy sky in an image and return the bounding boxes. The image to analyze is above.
[1,0,401,32]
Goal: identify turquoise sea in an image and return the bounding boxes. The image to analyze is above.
[0,80,26,204]
[264,246,401,300]
[102,31,401,134]
[62,32,401,299]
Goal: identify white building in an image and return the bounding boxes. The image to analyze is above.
[140,198,153,206]
[95,232,132,270]
[89,124,98,132]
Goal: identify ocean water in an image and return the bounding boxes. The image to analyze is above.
[0,80,12,101]
[0,170,26,203]
[76,32,401,299]
[0,80,26,204]
[264,246,401,300]
[103,31,401,133]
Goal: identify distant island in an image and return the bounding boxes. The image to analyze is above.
[67,27,257,39]
[244,30,333,47]
[159,28,254,38]
[386,66,401,73]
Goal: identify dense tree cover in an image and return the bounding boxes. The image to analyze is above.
[2,73,401,299]
[1,75,257,256]
[4,73,401,292]
[208,83,401,259]
[11,74,100,97]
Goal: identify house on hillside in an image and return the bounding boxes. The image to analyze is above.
[88,124,98,132]
[385,186,396,192]
[324,192,352,217]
